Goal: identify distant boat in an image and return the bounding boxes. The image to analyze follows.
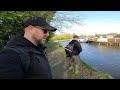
[78,38,88,43]
[86,40,95,43]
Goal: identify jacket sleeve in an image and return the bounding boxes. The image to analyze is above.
[78,43,82,53]
[0,49,23,79]
[76,42,82,54]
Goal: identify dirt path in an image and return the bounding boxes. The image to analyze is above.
[47,45,67,79]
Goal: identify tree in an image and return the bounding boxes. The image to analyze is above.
[95,33,100,38]
[50,11,85,33]
[0,11,56,48]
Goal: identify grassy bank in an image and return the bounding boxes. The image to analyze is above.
[79,59,113,79]
[54,39,71,42]
[46,41,113,79]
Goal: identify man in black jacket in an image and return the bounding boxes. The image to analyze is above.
[69,35,82,56]
[65,35,82,74]
[0,17,57,79]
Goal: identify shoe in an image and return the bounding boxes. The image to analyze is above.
[75,65,80,74]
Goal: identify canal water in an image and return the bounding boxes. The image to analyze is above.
[60,41,120,79]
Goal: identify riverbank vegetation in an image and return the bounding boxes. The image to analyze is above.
[51,33,74,41]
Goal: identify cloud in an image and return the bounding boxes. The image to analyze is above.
[58,22,120,35]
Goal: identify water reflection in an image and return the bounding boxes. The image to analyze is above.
[60,41,120,79]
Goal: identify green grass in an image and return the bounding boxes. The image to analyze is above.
[54,39,70,42]
[80,59,113,79]
[99,73,113,79]
[80,59,98,72]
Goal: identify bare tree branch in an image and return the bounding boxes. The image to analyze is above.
[50,11,86,33]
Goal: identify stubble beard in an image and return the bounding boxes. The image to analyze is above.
[38,38,46,45]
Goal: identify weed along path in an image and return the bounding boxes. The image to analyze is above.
[46,41,113,79]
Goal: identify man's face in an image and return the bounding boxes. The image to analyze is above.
[32,26,49,45]
[73,38,79,41]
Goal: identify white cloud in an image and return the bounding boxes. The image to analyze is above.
[86,22,120,34]
[60,22,120,35]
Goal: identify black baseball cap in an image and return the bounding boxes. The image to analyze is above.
[24,17,57,31]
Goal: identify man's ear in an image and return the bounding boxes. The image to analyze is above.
[27,25,34,34]
[27,25,33,30]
